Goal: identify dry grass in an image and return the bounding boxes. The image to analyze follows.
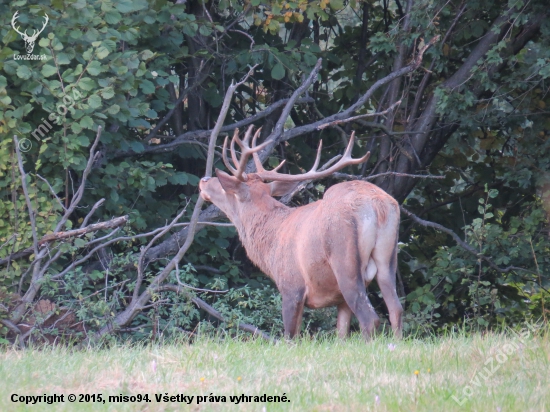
[0,327,548,411]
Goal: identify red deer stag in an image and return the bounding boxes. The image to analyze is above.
[199,126,403,339]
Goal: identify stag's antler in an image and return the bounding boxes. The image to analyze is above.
[222,125,269,181]
[223,127,370,182]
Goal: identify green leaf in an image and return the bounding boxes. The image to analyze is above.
[139,79,156,94]
[78,77,95,91]
[271,63,285,80]
[87,61,104,76]
[71,122,83,134]
[140,50,154,61]
[203,86,222,108]
[199,25,212,36]
[80,116,94,129]
[88,94,102,109]
[107,104,120,115]
[41,65,57,78]
[96,46,110,59]
[16,66,32,80]
[329,0,344,10]
[104,11,122,24]
[100,87,115,99]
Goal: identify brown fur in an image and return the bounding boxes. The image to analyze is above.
[199,170,403,339]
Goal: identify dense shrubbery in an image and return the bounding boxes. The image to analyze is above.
[0,0,548,346]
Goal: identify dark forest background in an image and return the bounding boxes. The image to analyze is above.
[0,0,548,346]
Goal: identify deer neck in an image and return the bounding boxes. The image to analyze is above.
[232,199,290,281]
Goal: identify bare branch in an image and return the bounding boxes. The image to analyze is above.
[113,96,313,159]
[36,174,67,212]
[317,100,402,130]
[0,216,128,267]
[333,172,445,181]
[54,126,103,233]
[281,36,440,143]
[13,135,39,257]
[81,199,105,228]
[135,205,189,302]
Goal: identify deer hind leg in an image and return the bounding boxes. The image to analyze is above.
[372,242,403,338]
[281,287,306,339]
[331,254,380,340]
[337,301,353,339]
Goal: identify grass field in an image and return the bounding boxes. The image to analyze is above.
[0,326,548,411]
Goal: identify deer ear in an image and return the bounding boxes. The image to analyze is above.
[269,181,301,197]
[215,169,244,195]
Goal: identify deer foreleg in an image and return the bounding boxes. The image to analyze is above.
[281,287,306,339]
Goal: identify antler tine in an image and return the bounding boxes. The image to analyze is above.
[251,128,268,173]
[224,126,272,181]
[345,132,371,164]
[229,129,241,169]
[310,140,323,172]
[246,127,277,172]
[249,128,287,174]
[241,124,255,145]
[222,135,239,176]
[255,131,371,182]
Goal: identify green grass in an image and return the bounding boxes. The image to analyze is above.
[0,327,548,411]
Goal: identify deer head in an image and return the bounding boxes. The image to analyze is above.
[11,11,49,54]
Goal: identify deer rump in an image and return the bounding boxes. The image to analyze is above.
[245,180,399,311]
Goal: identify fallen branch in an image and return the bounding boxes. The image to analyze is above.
[0,216,128,267]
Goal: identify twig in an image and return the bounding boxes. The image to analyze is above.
[36,174,67,212]
[54,126,103,233]
[317,100,402,130]
[229,29,255,49]
[113,97,313,159]
[267,59,323,144]
[333,172,445,181]
[81,199,105,228]
[281,36,440,143]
